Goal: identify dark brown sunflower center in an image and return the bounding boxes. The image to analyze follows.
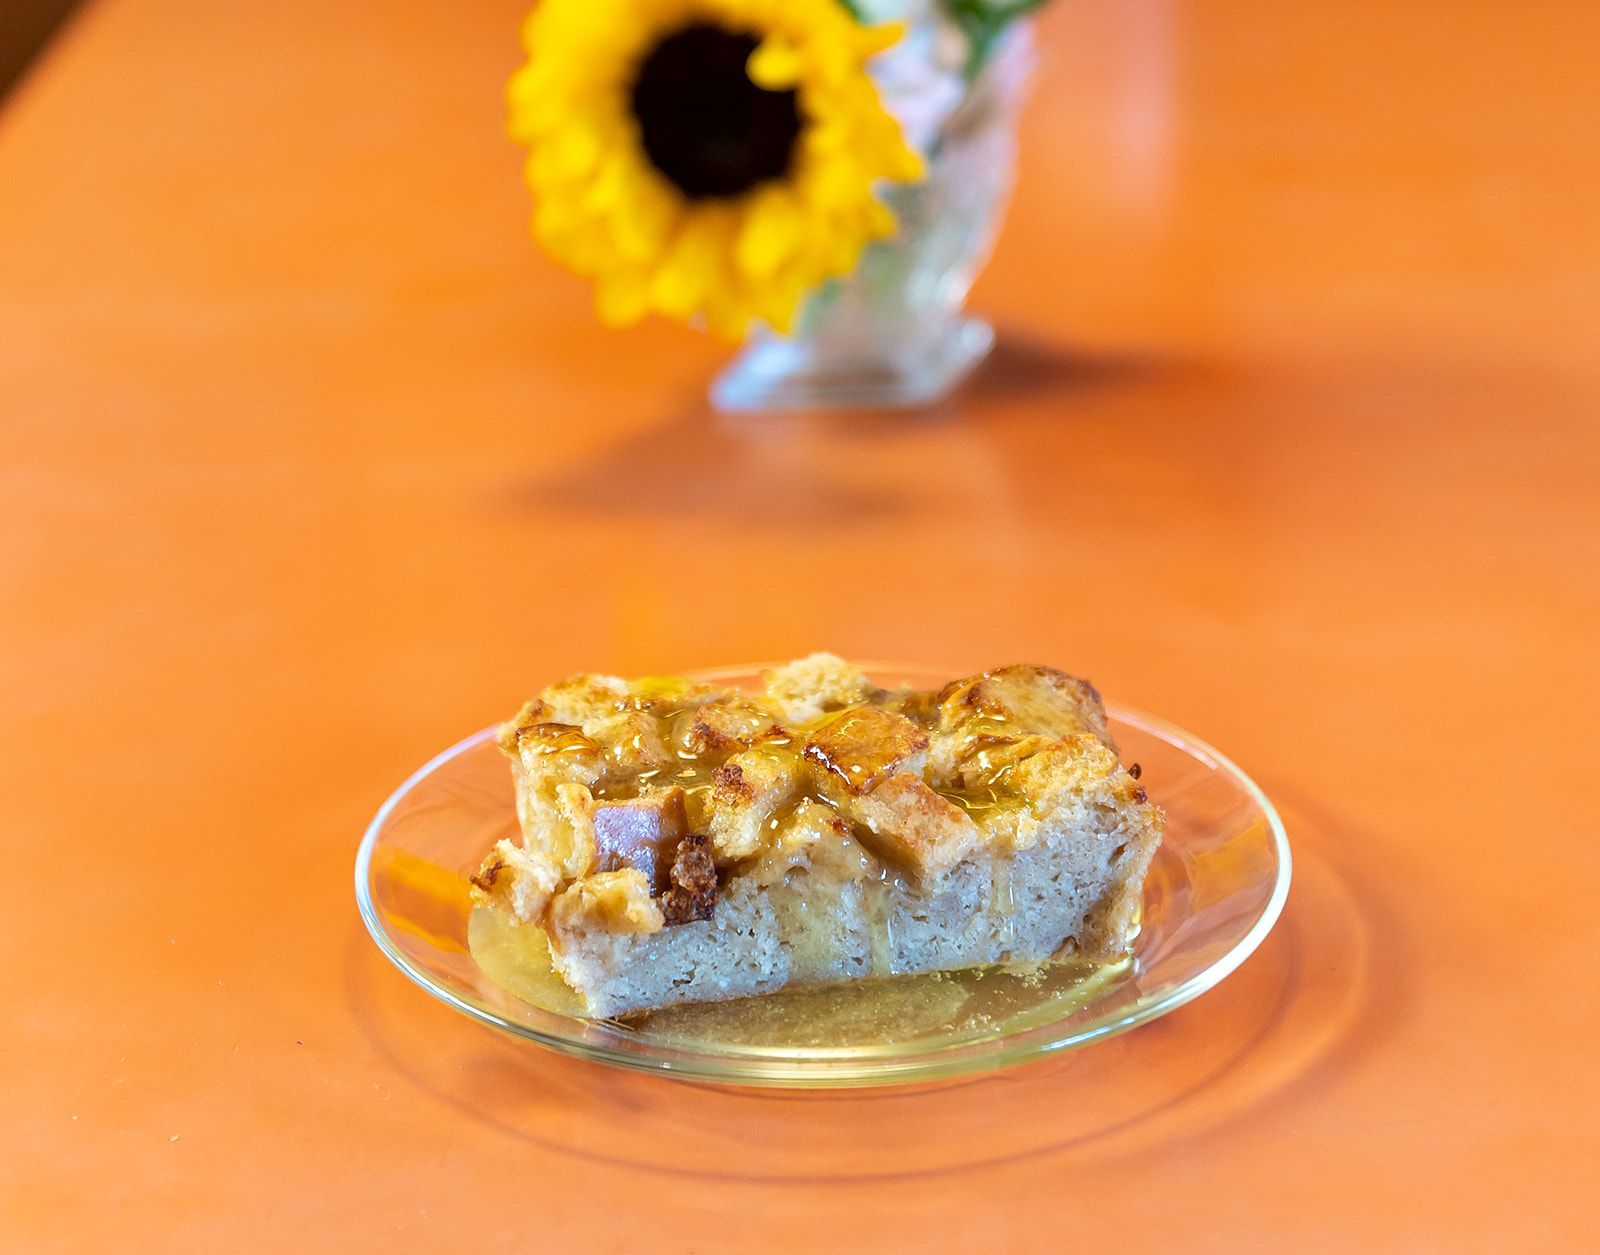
[629,24,801,200]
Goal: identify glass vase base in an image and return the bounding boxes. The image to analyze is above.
[710,318,994,414]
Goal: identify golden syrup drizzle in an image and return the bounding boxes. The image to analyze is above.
[992,861,1017,955]
[865,878,895,977]
[467,907,584,1017]
[943,784,1008,814]
[548,685,1041,823]
[626,675,706,708]
[519,724,599,757]
[471,900,1138,1052]
[799,705,930,797]
[881,685,941,727]
[664,706,702,754]
[480,672,1142,1051]
[991,861,1015,916]
[944,714,1025,778]
[540,681,1040,899]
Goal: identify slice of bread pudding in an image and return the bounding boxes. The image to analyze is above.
[469,655,1162,1018]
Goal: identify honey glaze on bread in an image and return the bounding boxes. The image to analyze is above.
[470,655,1163,1017]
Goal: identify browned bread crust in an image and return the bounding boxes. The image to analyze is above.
[471,655,1163,1015]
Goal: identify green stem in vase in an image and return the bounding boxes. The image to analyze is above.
[943,0,1050,79]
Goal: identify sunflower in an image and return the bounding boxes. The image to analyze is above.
[507,0,924,338]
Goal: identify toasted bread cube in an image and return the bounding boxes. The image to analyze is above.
[881,686,941,727]
[502,718,601,879]
[938,665,1114,748]
[509,782,596,881]
[469,839,561,924]
[1009,734,1128,807]
[748,798,873,887]
[927,727,1054,792]
[549,783,599,879]
[832,773,980,884]
[495,699,549,755]
[537,673,630,729]
[590,709,674,778]
[681,698,786,757]
[802,706,929,795]
[706,745,802,862]
[592,787,689,892]
[761,653,873,724]
[548,869,664,944]
[500,718,605,788]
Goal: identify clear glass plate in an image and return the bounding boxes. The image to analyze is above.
[354,665,1290,1088]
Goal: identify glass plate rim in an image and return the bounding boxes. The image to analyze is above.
[354,664,1292,1088]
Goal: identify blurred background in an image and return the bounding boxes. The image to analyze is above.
[2,0,75,101]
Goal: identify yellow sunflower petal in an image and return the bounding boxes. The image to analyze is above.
[863,196,896,239]
[747,38,804,90]
[857,21,905,58]
[609,169,681,264]
[648,209,732,317]
[734,187,803,279]
[508,0,924,335]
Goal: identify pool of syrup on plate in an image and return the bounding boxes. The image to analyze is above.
[468,905,1132,1052]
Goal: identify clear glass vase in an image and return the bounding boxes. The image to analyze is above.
[712,16,1034,413]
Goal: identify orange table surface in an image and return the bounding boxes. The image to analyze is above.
[3,0,1598,1249]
